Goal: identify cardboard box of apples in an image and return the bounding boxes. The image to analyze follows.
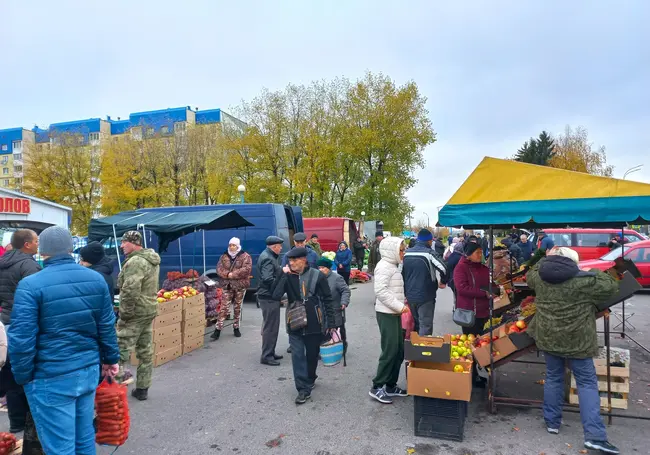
[156,286,203,316]
[471,318,534,367]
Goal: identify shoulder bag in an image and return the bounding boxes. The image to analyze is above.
[452,268,477,328]
[286,269,319,331]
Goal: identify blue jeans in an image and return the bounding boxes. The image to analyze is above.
[543,352,607,442]
[24,365,99,455]
[289,333,321,394]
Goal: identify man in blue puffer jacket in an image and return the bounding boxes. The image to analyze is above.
[8,226,119,455]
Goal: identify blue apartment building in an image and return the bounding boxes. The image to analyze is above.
[0,106,243,190]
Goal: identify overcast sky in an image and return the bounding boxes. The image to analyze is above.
[1,1,648,225]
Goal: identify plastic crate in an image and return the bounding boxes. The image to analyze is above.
[414,396,468,419]
[413,397,467,441]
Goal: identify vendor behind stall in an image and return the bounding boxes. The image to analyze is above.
[526,246,620,455]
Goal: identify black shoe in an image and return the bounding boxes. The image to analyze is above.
[233,328,241,338]
[384,385,408,397]
[9,427,24,434]
[369,387,392,404]
[295,392,311,404]
[210,329,221,341]
[261,359,281,366]
[273,354,284,360]
[131,388,148,401]
[584,440,619,454]
[287,346,292,353]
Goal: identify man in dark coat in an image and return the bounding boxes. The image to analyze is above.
[257,236,285,366]
[367,231,384,274]
[272,248,337,404]
[402,229,448,335]
[80,241,115,302]
[0,229,41,433]
[282,233,319,268]
[433,237,445,257]
[352,236,367,270]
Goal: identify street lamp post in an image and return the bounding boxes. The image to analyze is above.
[237,184,246,203]
[423,212,430,228]
[623,165,643,180]
[360,211,366,239]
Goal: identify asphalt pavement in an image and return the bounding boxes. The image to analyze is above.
[2,283,650,455]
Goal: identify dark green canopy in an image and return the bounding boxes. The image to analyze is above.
[88,209,253,251]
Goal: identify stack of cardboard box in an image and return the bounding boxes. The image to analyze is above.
[181,293,206,354]
[130,292,206,367]
[405,333,472,441]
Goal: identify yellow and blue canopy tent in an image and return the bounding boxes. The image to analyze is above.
[438,157,650,228]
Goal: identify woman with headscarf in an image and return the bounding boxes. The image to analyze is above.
[334,241,353,284]
[317,257,351,352]
[211,237,252,341]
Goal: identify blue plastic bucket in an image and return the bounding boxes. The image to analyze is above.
[320,341,344,366]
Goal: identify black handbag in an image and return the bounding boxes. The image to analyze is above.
[452,268,477,328]
[285,269,317,331]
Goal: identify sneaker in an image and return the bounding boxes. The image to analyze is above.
[584,440,619,454]
[295,392,311,405]
[369,387,393,404]
[384,385,408,397]
[233,328,241,338]
[547,427,559,435]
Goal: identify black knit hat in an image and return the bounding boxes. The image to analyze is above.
[80,241,105,265]
[375,231,384,238]
[464,241,482,257]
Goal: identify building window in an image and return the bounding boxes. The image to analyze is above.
[1,157,7,165]
[12,140,22,151]
[174,122,186,133]
[13,153,22,161]
[161,126,169,135]
[131,127,143,140]
[14,165,22,172]
[89,132,100,143]
[14,178,22,186]
[3,180,9,186]
[2,168,8,175]
[1,145,6,151]
[146,127,154,138]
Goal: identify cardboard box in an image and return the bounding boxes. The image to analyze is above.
[130,343,183,367]
[407,361,472,401]
[153,322,181,342]
[405,333,451,363]
[183,305,204,321]
[182,324,205,343]
[182,315,207,332]
[471,336,517,367]
[596,271,641,311]
[183,336,204,355]
[153,310,182,328]
[157,299,182,316]
[154,333,182,352]
[183,293,205,310]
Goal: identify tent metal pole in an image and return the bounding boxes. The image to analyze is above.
[488,226,495,414]
[621,226,626,339]
[112,224,122,271]
[179,238,183,272]
[202,230,206,275]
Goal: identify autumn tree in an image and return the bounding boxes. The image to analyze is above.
[514,131,555,165]
[550,125,613,176]
[24,134,101,234]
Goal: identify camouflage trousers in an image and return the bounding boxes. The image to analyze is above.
[217,288,245,330]
[117,318,154,389]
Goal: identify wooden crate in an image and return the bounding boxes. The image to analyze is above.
[567,358,630,410]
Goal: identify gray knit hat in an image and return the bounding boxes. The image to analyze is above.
[39,226,74,257]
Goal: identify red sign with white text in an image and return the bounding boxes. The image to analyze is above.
[0,197,31,214]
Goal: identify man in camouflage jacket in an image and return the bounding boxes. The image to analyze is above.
[116,231,161,401]
[526,247,619,453]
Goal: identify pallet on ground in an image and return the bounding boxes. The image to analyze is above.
[566,358,630,410]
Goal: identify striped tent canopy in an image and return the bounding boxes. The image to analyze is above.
[438,157,650,229]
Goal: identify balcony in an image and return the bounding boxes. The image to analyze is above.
[13,171,23,179]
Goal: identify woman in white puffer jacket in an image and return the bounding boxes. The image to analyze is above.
[369,236,409,404]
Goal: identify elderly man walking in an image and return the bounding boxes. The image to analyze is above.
[116,231,161,401]
[257,236,285,366]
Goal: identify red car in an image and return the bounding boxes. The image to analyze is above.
[579,240,650,287]
[533,228,646,260]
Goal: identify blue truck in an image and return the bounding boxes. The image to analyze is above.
[87,203,303,291]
